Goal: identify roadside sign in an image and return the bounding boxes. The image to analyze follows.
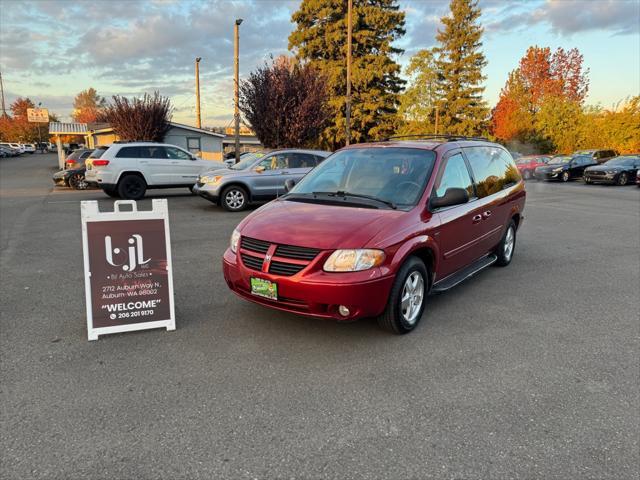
[27,108,49,123]
[81,199,175,341]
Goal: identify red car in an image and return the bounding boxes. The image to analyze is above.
[223,137,526,334]
[515,155,551,180]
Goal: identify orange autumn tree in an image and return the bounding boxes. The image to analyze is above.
[72,88,106,124]
[491,46,589,152]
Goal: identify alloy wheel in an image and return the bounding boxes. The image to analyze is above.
[400,271,424,326]
[225,189,245,210]
[618,173,628,186]
[504,226,515,261]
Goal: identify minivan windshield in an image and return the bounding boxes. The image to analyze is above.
[286,148,436,210]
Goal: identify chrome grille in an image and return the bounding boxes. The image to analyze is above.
[239,236,320,277]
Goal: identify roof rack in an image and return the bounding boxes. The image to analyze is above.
[384,134,490,142]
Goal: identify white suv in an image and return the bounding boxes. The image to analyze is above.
[85,142,225,199]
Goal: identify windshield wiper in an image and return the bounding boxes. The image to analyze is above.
[312,191,397,209]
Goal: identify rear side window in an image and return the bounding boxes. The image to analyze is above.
[434,153,474,198]
[89,147,107,159]
[116,146,141,158]
[464,147,521,198]
[288,153,317,168]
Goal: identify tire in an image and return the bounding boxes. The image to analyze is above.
[376,256,428,334]
[495,220,516,267]
[221,185,248,211]
[103,188,120,198]
[584,176,591,184]
[522,170,532,180]
[117,174,146,200]
[617,172,628,186]
[188,185,195,194]
[68,172,88,190]
[561,171,570,182]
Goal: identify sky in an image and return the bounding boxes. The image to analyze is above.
[1,0,638,126]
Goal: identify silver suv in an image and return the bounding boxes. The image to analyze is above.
[193,149,330,211]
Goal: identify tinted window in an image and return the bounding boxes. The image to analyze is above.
[89,147,108,159]
[116,146,141,158]
[147,146,167,159]
[434,153,474,198]
[166,147,191,160]
[464,147,521,198]
[288,153,317,168]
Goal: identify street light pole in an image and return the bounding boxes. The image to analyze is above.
[195,57,202,129]
[234,18,243,164]
[345,0,353,146]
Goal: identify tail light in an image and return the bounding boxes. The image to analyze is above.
[92,160,110,166]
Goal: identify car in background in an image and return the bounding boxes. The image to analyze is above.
[0,145,20,157]
[21,143,36,154]
[52,164,92,190]
[1,143,23,154]
[224,151,264,168]
[515,155,551,180]
[194,149,331,211]
[573,149,617,164]
[534,154,597,182]
[584,155,640,186]
[85,142,225,199]
[64,148,93,169]
[637,169,640,187]
[223,137,525,334]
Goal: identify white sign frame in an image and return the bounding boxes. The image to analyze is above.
[81,199,175,341]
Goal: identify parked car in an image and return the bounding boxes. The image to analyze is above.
[637,169,640,187]
[21,143,36,154]
[222,137,525,334]
[0,146,11,158]
[0,142,23,154]
[573,149,617,164]
[84,142,226,199]
[515,155,551,180]
[52,165,91,190]
[194,149,331,211]
[64,148,93,169]
[224,151,264,168]
[0,145,20,156]
[534,154,597,182]
[584,155,640,186]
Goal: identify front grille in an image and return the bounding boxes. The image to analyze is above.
[239,236,321,277]
[269,261,306,276]
[240,253,263,271]
[275,244,320,261]
[241,236,270,254]
[588,171,605,176]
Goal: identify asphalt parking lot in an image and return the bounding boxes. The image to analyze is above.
[1,153,638,479]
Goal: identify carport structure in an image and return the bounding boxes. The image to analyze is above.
[48,122,88,169]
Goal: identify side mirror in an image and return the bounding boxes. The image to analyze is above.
[255,165,266,173]
[284,179,296,192]
[430,187,469,209]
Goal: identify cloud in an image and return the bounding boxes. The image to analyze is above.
[489,0,640,36]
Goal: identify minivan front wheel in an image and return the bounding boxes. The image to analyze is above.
[377,256,428,334]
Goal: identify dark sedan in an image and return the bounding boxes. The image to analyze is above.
[584,155,640,186]
[52,166,90,190]
[534,154,597,182]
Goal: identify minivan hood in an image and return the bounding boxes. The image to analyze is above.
[237,198,403,250]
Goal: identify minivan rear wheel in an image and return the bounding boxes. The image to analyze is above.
[376,256,428,334]
[495,220,516,267]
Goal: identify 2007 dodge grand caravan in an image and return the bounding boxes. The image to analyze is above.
[223,136,525,334]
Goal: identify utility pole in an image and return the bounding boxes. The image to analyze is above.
[234,18,243,164]
[434,104,439,135]
[195,57,202,129]
[0,71,6,117]
[345,0,353,146]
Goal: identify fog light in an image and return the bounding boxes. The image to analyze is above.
[338,305,350,317]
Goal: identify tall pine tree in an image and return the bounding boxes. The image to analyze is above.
[288,0,405,149]
[434,0,488,136]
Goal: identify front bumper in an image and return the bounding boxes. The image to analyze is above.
[193,182,221,203]
[222,249,395,320]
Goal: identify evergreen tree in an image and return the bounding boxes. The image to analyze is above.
[289,0,405,149]
[397,48,439,134]
[434,0,488,136]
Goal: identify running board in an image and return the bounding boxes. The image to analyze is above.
[431,254,497,293]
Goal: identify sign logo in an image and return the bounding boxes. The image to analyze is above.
[105,234,150,271]
[27,108,49,123]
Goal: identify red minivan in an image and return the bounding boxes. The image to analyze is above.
[223,137,526,334]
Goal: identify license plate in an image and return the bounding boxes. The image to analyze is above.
[250,277,277,301]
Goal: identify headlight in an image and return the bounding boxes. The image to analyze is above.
[606,170,617,174]
[230,229,240,253]
[552,167,563,173]
[323,249,385,272]
[201,175,222,185]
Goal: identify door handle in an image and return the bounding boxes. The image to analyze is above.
[482,210,492,219]
[280,171,289,175]
[472,214,482,224]
[140,160,148,164]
